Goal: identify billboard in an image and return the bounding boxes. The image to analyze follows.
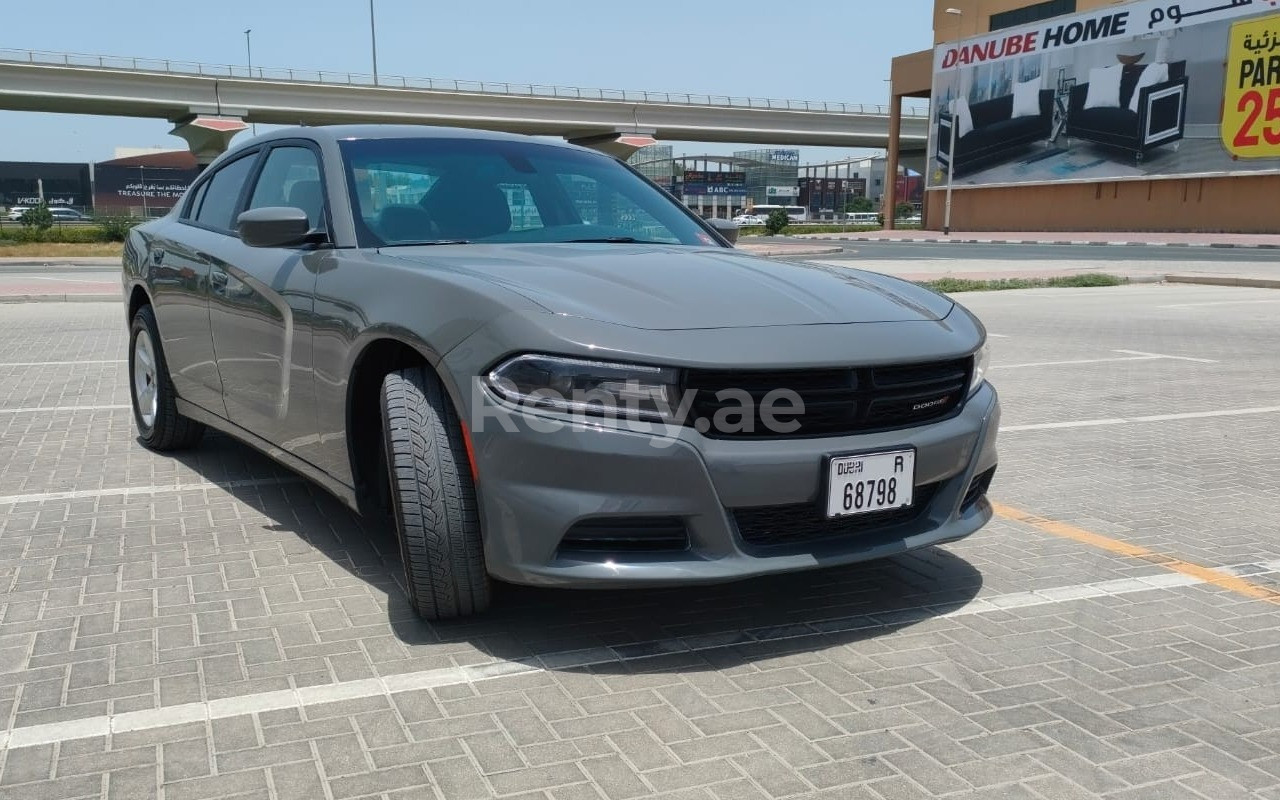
[798,177,867,211]
[927,0,1280,191]
[681,170,747,195]
[93,165,197,213]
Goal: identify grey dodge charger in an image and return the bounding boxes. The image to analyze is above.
[122,125,999,620]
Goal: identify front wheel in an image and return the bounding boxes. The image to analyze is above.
[129,305,204,451]
[380,367,490,620]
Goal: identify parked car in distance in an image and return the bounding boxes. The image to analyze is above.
[732,214,764,225]
[4,206,90,222]
[49,207,90,221]
[121,124,999,620]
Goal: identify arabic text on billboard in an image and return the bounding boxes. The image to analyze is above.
[927,0,1280,190]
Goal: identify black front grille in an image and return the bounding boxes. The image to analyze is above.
[559,517,689,553]
[682,358,970,439]
[731,483,939,548]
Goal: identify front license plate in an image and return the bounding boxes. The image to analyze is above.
[826,449,915,518]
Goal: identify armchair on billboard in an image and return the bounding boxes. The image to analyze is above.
[927,0,1280,191]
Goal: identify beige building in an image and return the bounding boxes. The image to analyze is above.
[885,0,1280,232]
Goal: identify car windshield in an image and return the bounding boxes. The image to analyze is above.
[339,137,718,248]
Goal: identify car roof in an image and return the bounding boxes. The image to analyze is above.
[232,124,590,150]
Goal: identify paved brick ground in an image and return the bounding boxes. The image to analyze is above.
[0,286,1278,798]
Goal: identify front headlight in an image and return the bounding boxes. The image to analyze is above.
[485,354,681,422]
[969,341,990,396]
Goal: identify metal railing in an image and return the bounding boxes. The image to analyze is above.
[0,47,931,117]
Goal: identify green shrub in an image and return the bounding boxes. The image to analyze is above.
[0,225,110,243]
[845,197,874,213]
[94,216,141,242]
[19,202,53,231]
[764,209,790,236]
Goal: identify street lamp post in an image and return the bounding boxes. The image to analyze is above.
[942,8,963,236]
[244,29,257,135]
[369,0,379,84]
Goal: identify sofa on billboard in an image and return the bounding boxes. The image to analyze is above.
[1065,60,1188,163]
[936,81,1054,178]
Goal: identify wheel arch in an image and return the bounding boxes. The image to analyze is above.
[126,283,151,325]
[345,331,469,517]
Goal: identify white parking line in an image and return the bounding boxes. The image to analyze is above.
[0,404,129,414]
[0,477,303,506]
[1160,299,1280,309]
[994,349,1217,371]
[994,355,1159,370]
[1112,349,1218,363]
[2,560,1275,750]
[0,360,125,367]
[1002,406,1280,432]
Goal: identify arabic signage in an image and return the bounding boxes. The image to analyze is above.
[1221,13,1280,156]
[93,165,197,212]
[927,0,1280,190]
[680,170,747,195]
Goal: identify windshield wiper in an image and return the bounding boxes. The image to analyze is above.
[381,239,471,247]
[564,237,663,244]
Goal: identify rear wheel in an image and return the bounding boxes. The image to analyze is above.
[380,367,490,620]
[129,305,204,451]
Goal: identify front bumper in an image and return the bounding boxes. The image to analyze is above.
[467,381,1000,587]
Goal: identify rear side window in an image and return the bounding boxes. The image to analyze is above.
[183,181,209,220]
[194,154,257,232]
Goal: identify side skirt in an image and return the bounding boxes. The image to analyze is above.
[175,397,361,513]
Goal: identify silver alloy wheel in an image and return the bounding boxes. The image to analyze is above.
[133,328,158,429]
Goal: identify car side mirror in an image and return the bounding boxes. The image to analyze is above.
[706,217,739,245]
[237,207,319,248]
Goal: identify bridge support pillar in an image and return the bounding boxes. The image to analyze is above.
[170,116,251,170]
[566,129,657,160]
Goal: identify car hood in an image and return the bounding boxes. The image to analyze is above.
[381,244,952,331]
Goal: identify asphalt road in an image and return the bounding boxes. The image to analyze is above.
[0,286,1278,798]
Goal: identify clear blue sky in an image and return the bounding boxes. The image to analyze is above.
[2,1,935,165]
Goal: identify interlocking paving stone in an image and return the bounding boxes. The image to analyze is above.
[1,289,1279,797]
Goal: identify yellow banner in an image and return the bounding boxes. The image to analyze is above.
[1222,13,1280,158]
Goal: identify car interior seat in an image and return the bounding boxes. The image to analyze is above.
[420,174,512,240]
[285,180,325,229]
[377,205,438,243]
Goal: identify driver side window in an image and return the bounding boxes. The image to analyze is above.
[247,146,325,229]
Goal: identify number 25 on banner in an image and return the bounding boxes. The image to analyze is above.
[1222,14,1280,158]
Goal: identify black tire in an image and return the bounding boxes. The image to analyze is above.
[129,305,204,451]
[380,367,490,620]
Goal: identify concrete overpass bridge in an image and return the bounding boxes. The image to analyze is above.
[0,48,930,164]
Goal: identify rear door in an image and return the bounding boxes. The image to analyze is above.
[206,141,329,454]
[149,152,260,416]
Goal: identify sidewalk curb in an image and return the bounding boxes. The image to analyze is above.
[741,245,844,257]
[805,235,1280,249]
[0,294,119,304]
[1164,275,1280,289]
[0,257,122,266]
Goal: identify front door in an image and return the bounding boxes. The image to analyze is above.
[207,143,328,455]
